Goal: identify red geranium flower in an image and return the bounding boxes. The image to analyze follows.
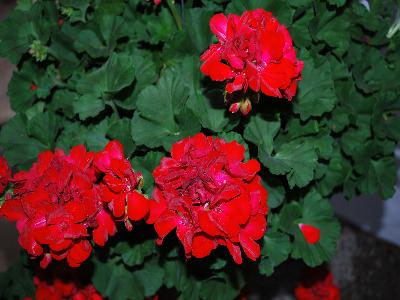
[147,133,268,264]
[0,141,149,268]
[200,9,303,114]
[34,276,102,300]
[94,141,149,231]
[295,267,340,300]
[0,146,111,268]
[0,156,11,195]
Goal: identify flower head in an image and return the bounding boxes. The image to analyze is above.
[0,141,149,268]
[0,156,11,195]
[0,146,106,267]
[34,267,102,300]
[295,267,340,300]
[147,133,268,264]
[201,9,303,114]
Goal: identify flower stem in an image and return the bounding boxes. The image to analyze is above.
[167,0,183,31]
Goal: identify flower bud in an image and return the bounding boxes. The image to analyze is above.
[29,40,48,62]
[240,99,252,116]
[229,102,241,113]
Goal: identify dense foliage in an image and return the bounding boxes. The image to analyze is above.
[0,0,399,299]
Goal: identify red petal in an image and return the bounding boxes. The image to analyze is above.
[191,234,216,258]
[170,138,189,161]
[154,211,179,243]
[201,55,234,81]
[104,140,124,159]
[299,223,321,244]
[226,240,242,264]
[210,13,228,42]
[221,140,245,161]
[111,194,126,218]
[0,199,25,221]
[146,188,167,224]
[241,215,267,241]
[67,240,92,267]
[239,233,260,261]
[260,30,284,61]
[127,191,149,221]
[198,210,221,236]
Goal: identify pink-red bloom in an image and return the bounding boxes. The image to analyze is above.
[200,9,303,114]
[0,141,149,268]
[147,133,268,264]
[299,223,320,244]
[0,156,11,195]
[153,0,161,5]
[94,141,149,231]
[34,276,102,300]
[295,267,340,300]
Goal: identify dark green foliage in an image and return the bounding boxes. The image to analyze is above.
[0,0,399,299]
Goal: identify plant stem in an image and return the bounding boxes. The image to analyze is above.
[167,0,183,31]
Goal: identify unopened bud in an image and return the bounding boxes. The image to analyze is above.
[229,102,241,113]
[240,99,252,116]
[29,40,48,62]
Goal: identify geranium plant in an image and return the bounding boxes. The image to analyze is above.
[0,0,399,299]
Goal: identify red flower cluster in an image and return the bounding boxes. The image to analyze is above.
[0,156,11,195]
[200,9,303,114]
[295,267,340,300]
[0,141,149,268]
[147,133,268,264]
[34,276,102,300]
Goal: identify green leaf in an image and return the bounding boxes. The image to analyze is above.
[163,260,190,291]
[291,190,341,267]
[56,119,109,152]
[72,94,105,120]
[310,6,350,55]
[261,178,285,209]
[8,62,57,113]
[132,151,165,194]
[76,52,135,95]
[199,274,241,300]
[290,9,313,47]
[0,114,46,168]
[244,114,280,155]
[0,7,51,63]
[358,157,397,199]
[114,240,156,267]
[131,70,201,150]
[0,254,35,299]
[262,141,318,188]
[259,231,292,276]
[184,8,214,54]
[27,112,60,148]
[92,258,145,300]
[372,96,400,141]
[135,260,165,297]
[107,118,136,157]
[327,0,346,7]
[48,90,77,119]
[293,53,337,120]
[171,56,236,133]
[317,146,352,197]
